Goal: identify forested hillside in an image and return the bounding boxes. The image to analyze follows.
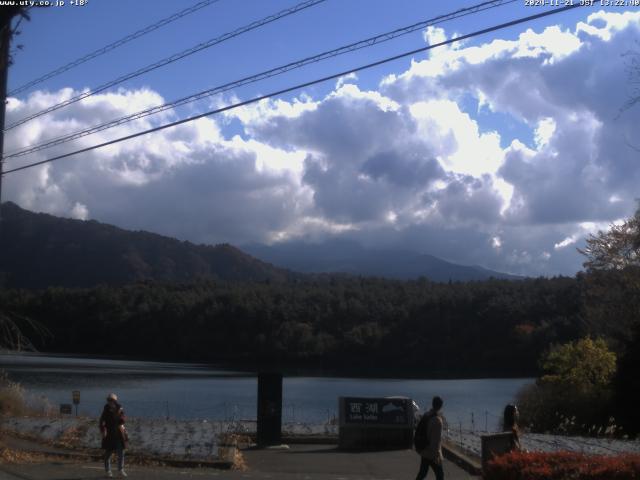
[0,275,589,377]
[0,202,294,288]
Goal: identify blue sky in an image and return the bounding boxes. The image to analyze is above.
[3,0,640,276]
[10,1,603,101]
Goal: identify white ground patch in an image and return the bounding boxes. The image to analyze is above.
[446,428,640,458]
[1,416,337,460]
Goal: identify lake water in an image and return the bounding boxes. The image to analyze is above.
[0,353,532,430]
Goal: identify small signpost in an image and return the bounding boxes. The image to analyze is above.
[72,390,80,416]
[59,403,72,433]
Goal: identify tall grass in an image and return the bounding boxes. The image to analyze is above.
[0,370,55,419]
[0,369,28,416]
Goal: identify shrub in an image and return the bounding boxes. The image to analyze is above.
[484,450,640,480]
[517,337,618,435]
[516,382,616,435]
[0,370,27,416]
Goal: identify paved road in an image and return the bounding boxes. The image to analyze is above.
[0,444,479,480]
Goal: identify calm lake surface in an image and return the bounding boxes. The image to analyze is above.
[0,353,532,430]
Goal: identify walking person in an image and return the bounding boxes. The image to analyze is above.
[99,393,128,478]
[414,396,445,480]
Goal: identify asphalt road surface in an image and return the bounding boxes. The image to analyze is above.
[0,444,479,480]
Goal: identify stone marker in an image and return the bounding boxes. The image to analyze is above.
[480,432,514,471]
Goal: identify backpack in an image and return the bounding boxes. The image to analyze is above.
[413,412,434,452]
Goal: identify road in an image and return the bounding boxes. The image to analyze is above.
[0,444,479,479]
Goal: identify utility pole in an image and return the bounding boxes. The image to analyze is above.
[0,7,20,288]
[0,8,19,233]
[0,6,23,233]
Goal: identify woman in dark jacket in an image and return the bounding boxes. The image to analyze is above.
[99,393,128,477]
[503,404,522,451]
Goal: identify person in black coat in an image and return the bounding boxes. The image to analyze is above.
[99,393,128,477]
[503,404,522,451]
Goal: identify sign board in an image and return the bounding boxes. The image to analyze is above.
[59,404,72,415]
[338,396,415,450]
[72,390,80,405]
[340,397,411,426]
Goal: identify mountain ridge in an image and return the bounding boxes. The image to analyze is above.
[0,202,520,288]
[244,239,521,281]
[0,202,293,288]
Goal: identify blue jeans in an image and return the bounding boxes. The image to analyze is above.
[104,446,125,472]
[415,457,444,480]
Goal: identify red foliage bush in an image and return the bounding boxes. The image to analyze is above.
[484,450,640,480]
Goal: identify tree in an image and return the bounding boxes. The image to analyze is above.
[540,337,616,394]
[0,312,49,351]
[579,206,640,272]
[614,321,640,437]
[517,337,617,435]
[578,206,640,437]
[578,206,640,342]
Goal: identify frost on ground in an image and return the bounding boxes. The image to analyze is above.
[445,429,640,458]
[6,416,637,461]
[1,416,233,460]
[0,416,336,460]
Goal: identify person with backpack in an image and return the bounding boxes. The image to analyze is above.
[99,393,128,478]
[413,396,445,480]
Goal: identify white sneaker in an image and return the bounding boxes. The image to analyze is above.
[118,470,127,477]
[105,472,113,478]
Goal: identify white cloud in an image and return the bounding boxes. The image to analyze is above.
[409,99,503,177]
[554,235,578,250]
[336,73,358,89]
[71,202,89,220]
[576,10,640,41]
[5,10,640,277]
[423,26,447,46]
[225,95,318,127]
[534,117,556,148]
[4,88,309,245]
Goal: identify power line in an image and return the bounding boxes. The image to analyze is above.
[4,0,327,131]
[3,0,518,160]
[8,0,225,97]
[2,4,584,177]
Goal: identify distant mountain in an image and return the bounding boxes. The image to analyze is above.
[0,202,519,289]
[0,202,294,289]
[244,239,522,282]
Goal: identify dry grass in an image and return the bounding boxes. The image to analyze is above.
[217,432,247,470]
[231,449,248,471]
[0,369,55,418]
[0,444,49,464]
[0,370,27,416]
[58,424,90,449]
